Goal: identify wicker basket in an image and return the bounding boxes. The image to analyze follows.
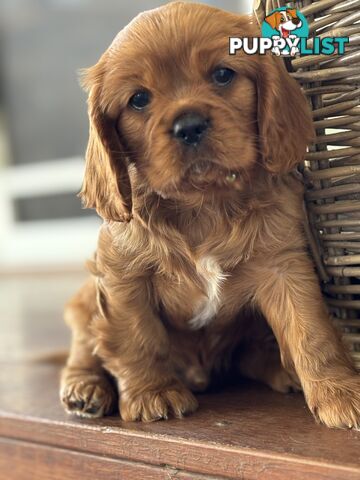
[253,0,360,369]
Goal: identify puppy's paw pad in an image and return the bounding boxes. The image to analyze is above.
[309,377,360,429]
[120,385,198,422]
[61,374,116,418]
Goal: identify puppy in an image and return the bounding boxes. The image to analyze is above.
[264,8,302,38]
[60,2,360,428]
[264,8,303,57]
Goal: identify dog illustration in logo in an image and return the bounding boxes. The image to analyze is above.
[265,8,302,38]
[265,8,302,56]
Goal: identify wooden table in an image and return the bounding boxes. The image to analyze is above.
[0,273,359,479]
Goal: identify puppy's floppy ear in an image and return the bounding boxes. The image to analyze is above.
[256,55,314,173]
[79,62,132,222]
[287,9,298,19]
[264,12,280,30]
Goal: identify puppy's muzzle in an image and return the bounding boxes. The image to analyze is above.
[172,112,209,146]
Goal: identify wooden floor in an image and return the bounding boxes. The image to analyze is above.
[0,273,359,480]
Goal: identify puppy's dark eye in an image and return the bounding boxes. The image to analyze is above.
[129,90,151,110]
[212,68,235,87]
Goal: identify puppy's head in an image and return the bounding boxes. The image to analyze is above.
[80,2,313,221]
[265,9,302,36]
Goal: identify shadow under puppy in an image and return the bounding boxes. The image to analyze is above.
[61,2,360,428]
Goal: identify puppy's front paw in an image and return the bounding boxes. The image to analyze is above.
[61,369,117,418]
[307,375,360,429]
[120,384,198,422]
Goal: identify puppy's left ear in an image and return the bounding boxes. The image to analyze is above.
[287,9,298,19]
[256,55,314,173]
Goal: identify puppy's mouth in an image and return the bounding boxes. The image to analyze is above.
[184,160,241,190]
[280,26,291,38]
[280,22,300,36]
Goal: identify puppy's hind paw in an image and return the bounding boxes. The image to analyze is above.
[61,369,117,418]
[268,367,302,394]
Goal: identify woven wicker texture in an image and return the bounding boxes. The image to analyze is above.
[253,0,360,369]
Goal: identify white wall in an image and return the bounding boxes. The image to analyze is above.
[0,158,100,271]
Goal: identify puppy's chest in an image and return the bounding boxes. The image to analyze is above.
[154,256,228,330]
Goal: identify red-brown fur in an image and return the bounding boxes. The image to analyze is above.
[61,2,360,427]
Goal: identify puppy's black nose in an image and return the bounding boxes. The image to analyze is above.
[292,17,301,25]
[172,113,209,146]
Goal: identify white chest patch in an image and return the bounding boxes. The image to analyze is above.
[189,256,226,330]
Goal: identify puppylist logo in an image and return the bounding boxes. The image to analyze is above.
[230,7,349,57]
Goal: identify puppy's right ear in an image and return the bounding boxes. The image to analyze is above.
[79,61,132,222]
[264,12,279,30]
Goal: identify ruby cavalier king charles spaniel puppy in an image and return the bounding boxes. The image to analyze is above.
[61,2,360,428]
